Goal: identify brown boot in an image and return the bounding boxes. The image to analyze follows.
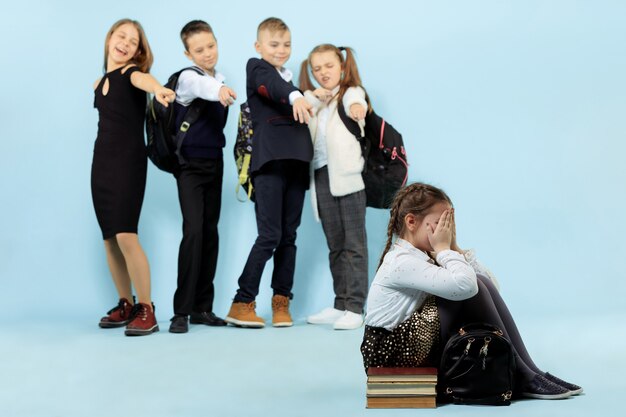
[225,301,265,328]
[272,295,293,327]
[125,303,159,336]
[99,297,134,328]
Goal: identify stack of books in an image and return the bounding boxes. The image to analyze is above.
[366,367,438,409]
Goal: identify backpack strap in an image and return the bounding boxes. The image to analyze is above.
[173,66,208,164]
[337,101,365,138]
[337,101,371,170]
[185,66,206,76]
[174,101,208,164]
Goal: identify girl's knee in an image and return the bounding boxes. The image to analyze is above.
[115,233,140,252]
[477,274,498,293]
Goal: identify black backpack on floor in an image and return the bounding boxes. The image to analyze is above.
[145,66,207,174]
[338,100,408,209]
[438,323,516,406]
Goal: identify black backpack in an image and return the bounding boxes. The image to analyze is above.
[145,66,207,174]
[338,99,408,209]
[438,323,516,406]
[233,101,254,201]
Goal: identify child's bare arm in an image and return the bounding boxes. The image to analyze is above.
[130,71,175,107]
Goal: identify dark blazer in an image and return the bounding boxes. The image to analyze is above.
[246,58,313,174]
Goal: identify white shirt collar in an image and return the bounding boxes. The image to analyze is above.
[194,66,225,83]
[276,67,293,82]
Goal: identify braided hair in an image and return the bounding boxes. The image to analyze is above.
[377,183,453,269]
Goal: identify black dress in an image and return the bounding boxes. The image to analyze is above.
[91,66,148,239]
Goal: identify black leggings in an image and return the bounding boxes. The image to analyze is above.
[437,275,542,382]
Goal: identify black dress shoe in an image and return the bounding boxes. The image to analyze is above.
[169,314,189,333]
[190,312,227,326]
[521,374,571,400]
[544,373,583,395]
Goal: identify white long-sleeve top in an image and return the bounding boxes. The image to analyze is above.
[365,238,498,330]
[175,67,225,106]
[305,86,368,221]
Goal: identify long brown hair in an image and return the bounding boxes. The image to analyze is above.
[103,18,153,73]
[299,44,370,111]
[377,183,453,269]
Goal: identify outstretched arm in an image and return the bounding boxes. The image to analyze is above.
[342,86,368,121]
[130,71,175,107]
[248,58,312,123]
[177,70,236,107]
[292,97,313,124]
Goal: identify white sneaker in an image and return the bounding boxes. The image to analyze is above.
[307,307,345,324]
[333,311,364,330]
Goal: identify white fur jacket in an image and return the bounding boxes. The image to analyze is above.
[305,86,368,221]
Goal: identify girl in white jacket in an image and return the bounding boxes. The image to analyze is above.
[299,45,369,330]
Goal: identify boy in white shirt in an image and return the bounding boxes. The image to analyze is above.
[169,20,237,333]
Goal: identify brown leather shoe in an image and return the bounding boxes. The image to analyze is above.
[99,297,134,328]
[125,303,159,336]
[272,295,293,327]
[225,301,265,328]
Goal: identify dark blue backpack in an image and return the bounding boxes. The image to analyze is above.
[145,67,206,174]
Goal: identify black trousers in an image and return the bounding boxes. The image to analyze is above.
[173,158,223,315]
[234,160,308,303]
[437,275,543,383]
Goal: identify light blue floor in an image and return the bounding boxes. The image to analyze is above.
[0,313,622,417]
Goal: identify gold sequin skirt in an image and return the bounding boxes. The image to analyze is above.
[361,296,440,370]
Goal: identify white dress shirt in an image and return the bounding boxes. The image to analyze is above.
[311,86,340,170]
[175,67,225,106]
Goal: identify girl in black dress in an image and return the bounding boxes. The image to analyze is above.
[92,18,175,336]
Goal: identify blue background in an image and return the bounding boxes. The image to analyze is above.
[1,0,624,322]
[1,1,625,417]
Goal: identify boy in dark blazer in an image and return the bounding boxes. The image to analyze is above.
[225,17,313,328]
